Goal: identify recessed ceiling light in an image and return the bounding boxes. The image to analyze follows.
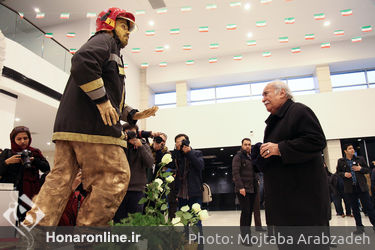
[324,21,330,26]
[149,20,155,26]
[247,32,253,38]
[15,117,21,122]
[220,148,224,151]
[244,3,251,10]
[164,44,170,49]
[34,8,40,13]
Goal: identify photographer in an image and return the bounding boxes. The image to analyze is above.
[172,134,204,219]
[113,123,154,223]
[337,144,375,232]
[0,126,50,222]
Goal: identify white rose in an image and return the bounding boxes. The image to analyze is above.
[180,205,189,212]
[171,217,181,225]
[165,176,174,183]
[154,178,163,187]
[192,203,201,213]
[161,154,172,165]
[198,210,209,220]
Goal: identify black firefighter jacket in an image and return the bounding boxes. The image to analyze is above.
[53,32,135,147]
[261,99,330,226]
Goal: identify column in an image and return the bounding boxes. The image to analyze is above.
[138,68,153,130]
[323,139,342,173]
[0,89,17,149]
[176,81,188,107]
[314,65,332,93]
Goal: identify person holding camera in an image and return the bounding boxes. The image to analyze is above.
[172,134,204,223]
[113,123,154,223]
[0,126,50,222]
[337,144,375,232]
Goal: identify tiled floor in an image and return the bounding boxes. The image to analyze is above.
[203,207,373,226]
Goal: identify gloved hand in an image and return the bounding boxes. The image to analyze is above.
[96,100,119,126]
[133,106,159,120]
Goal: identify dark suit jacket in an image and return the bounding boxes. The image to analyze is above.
[262,99,329,226]
[336,156,370,193]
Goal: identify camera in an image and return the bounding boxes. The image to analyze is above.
[17,149,32,168]
[126,130,137,140]
[181,139,190,148]
[154,136,163,144]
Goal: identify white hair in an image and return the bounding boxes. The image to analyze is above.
[268,80,293,100]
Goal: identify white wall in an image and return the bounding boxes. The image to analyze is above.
[0,92,17,149]
[4,38,68,94]
[147,88,375,150]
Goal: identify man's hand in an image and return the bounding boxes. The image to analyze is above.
[352,165,361,172]
[133,106,159,120]
[344,172,352,178]
[5,155,22,165]
[96,100,119,126]
[129,138,142,149]
[182,145,191,154]
[239,188,246,197]
[151,131,162,137]
[260,142,281,158]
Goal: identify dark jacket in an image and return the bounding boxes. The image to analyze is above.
[336,156,370,193]
[150,145,172,182]
[232,150,258,193]
[262,99,329,226]
[52,32,136,147]
[125,140,154,191]
[0,148,50,197]
[173,149,204,198]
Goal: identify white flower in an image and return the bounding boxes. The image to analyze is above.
[198,210,209,220]
[158,186,163,192]
[180,205,189,212]
[171,217,181,225]
[165,175,174,183]
[161,154,172,165]
[154,178,163,187]
[192,203,201,213]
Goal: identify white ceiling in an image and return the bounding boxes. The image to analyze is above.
[3,0,375,66]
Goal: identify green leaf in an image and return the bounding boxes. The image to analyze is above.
[161,204,168,211]
[138,197,148,204]
[183,213,192,220]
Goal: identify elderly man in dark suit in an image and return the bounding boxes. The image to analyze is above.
[259,81,330,227]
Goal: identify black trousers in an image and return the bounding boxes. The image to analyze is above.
[348,186,375,226]
[236,192,256,235]
[113,191,144,223]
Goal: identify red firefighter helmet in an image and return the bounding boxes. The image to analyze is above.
[96,7,137,32]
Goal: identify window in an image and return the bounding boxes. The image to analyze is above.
[154,92,176,106]
[216,96,251,103]
[250,81,269,96]
[367,70,375,83]
[287,77,315,92]
[190,88,215,102]
[331,72,366,88]
[332,85,368,92]
[216,84,250,99]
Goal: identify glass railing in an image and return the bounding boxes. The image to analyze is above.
[0,3,72,73]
